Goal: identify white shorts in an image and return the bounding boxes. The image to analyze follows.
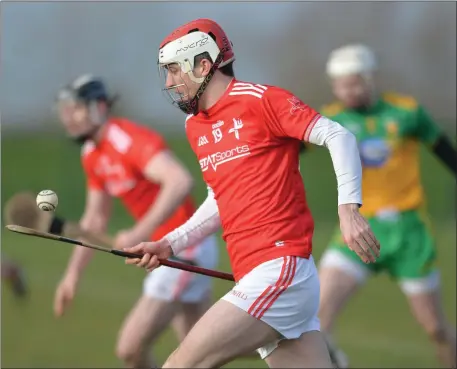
[222,256,321,359]
[143,235,219,303]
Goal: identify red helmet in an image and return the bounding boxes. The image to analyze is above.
[159,18,235,73]
[158,19,235,114]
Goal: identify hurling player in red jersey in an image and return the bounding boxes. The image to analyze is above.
[126,19,380,368]
[53,75,218,368]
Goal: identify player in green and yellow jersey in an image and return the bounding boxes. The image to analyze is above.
[316,44,456,368]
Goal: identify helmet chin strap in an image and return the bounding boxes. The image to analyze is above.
[181,67,218,115]
[181,51,226,115]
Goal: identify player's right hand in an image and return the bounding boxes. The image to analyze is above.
[124,239,173,272]
[338,203,381,264]
[53,274,78,318]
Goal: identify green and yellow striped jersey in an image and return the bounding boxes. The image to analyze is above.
[321,92,441,217]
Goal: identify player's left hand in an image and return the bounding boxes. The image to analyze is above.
[113,228,147,250]
[338,203,381,264]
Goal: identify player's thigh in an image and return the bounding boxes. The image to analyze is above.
[171,292,212,343]
[142,236,216,344]
[265,330,332,368]
[170,234,218,339]
[389,210,439,294]
[318,245,370,324]
[116,295,178,356]
[117,263,197,353]
[164,298,279,368]
[389,211,448,333]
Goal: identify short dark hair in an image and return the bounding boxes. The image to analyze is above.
[194,51,235,77]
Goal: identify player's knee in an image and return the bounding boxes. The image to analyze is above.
[422,321,449,343]
[115,340,144,365]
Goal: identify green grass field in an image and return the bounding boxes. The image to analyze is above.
[1,132,455,368]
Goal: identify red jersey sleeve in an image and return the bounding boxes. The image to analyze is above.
[122,122,168,173]
[262,86,321,142]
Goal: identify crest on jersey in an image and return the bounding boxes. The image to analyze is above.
[287,96,306,115]
[359,138,391,168]
[229,118,243,140]
[385,120,399,136]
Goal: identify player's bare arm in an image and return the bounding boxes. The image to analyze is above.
[125,186,220,271]
[306,116,380,263]
[54,188,111,317]
[113,150,193,250]
[66,189,111,277]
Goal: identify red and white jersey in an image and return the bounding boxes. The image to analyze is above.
[81,118,196,243]
[186,79,321,280]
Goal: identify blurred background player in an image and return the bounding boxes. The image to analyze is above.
[317,44,456,368]
[52,75,219,369]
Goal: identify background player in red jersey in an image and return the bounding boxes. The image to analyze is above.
[126,19,380,368]
[53,75,219,368]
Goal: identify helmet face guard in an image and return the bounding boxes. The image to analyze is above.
[158,47,227,115]
[158,20,235,115]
